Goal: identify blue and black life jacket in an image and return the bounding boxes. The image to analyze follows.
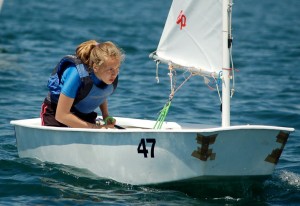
[47,55,118,108]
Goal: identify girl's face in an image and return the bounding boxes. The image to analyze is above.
[93,57,120,84]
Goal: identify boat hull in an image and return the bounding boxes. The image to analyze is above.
[11,117,294,185]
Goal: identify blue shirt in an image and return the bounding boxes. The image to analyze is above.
[59,66,114,113]
[61,66,81,98]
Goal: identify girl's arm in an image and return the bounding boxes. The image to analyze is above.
[55,93,99,128]
[100,99,115,128]
[100,99,109,120]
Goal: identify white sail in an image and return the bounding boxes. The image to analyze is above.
[154,0,223,74]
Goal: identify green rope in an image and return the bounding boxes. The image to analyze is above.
[153,101,172,129]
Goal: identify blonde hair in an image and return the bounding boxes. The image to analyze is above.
[76,40,124,72]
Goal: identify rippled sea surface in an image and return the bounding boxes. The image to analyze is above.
[1,0,299,205]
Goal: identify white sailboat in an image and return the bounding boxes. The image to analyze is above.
[11,0,294,186]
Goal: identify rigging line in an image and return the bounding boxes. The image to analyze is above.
[153,101,172,129]
[168,64,175,100]
[230,43,235,98]
[173,71,193,95]
[154,68,193,129]
[155,60,160,83]
[153,65,174,130]
[169,67,194,101]
[228,0,233,41]
[213,72,222,103]
[228,0,235,98]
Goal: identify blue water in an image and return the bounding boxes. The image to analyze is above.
[1,0,300,205]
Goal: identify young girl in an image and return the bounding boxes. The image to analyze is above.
[41,40,124,129]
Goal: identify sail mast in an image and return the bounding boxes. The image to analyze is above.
[222,0,232,127]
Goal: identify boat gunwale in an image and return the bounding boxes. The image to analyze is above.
[10,118,295,133]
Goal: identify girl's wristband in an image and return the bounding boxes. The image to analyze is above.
[104,116,114,125]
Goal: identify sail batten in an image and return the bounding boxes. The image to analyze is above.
[152,0,223,74]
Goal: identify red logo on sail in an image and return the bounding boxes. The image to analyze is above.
[176,10,186,30]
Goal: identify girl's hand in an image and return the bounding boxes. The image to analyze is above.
[104,116,116,128]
